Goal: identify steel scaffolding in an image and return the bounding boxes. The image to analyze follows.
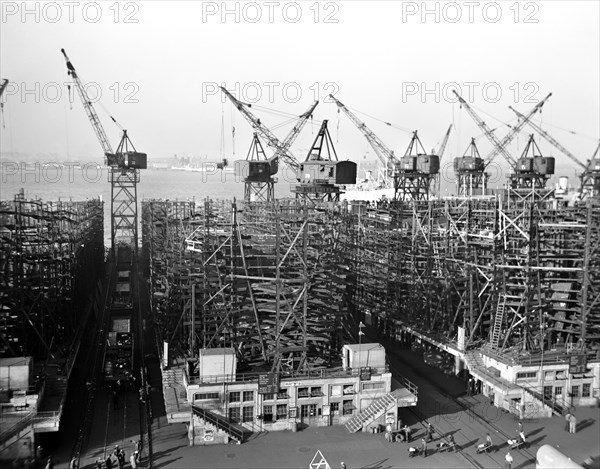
[0,191,104,358]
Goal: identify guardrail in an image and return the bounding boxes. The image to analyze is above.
[186,365,390,386]
[191,405,245,443]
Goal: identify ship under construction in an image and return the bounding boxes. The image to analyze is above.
[1,64,600,463]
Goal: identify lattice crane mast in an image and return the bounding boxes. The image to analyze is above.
[62,48,146,254]
[328,94,398,187]
[220,86,317,171]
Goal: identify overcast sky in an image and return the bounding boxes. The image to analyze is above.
[1,1,598,176]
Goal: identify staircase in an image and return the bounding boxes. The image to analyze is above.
[521,386,563,417]
[162,368,184,388]
[191,405,251,443]
[464,350,486,373]
[344,392,397,433]
[490,296,506,349]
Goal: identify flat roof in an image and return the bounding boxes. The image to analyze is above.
[344,343,383,352]
[0,357,32,367]
[199,348,236,356]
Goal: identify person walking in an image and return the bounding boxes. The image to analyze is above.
[421,438,427,457]
[68,457,79,469]
[116,449,125,469]
[340,463,346,469]
[426,421,434,442]
[505,451,513,469]
[565,412,572,432]
[517,421,523,434]
[569,413,577,434]
[129,453,138,469]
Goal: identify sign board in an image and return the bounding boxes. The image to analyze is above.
[258,372,280,394]
[568,354,588,374]
[322,404,330,416]
[204,429,214,441]
[283,381,302,387]
[309,450,330,469]
[359,367,371,381]
[385,412,395,424]
[289,406,297,418]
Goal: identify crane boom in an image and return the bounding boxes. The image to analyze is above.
[61,48,115,161]
[0,79,8,98]
[328,94,397,170]
[481,93,552,164]
[273,100,318,164]
[509,106,586,170]
[437,124,452,160]
[220,86,313,170]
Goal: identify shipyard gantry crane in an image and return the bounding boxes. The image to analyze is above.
[328,94,398,188]
[453,90,552,194]
[220,86,318,201]
[330,94,444,200]
[292,120,357,204]
[510,106,600,200]
[62,48,146,255]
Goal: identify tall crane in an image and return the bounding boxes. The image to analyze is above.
[508,107,600,199]
[220,86,317,171]
[62,48,146,254]
[453,90,552,191]
[328,94,398,188]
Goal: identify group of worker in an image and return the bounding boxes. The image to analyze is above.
[95,441,142,469]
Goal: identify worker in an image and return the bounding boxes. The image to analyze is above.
[129,452,138,469]
[486,433,493,449]
[426,421,434,442]
[569,414,577,434]
[448,434,455,448]
[505,451,513,469]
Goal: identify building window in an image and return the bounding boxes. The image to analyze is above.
[276,404,288,420]
[554,386,563,397]
[362,381,385,392]
[343,384,354,395]
[277,389,289,400]
[516,371,537,380]
[263,405,273,422]
[194,392,219,400]
[543,386,552,400]
[571,386,580,397]
[243,391,254,402]
[556,370,566,380]
[298,387,310,398]
[544,371,554,380]
[582,383,591,397]
[310,386,323,397]
[301,405,309,418]
[229,391,241,402]
[243,406,254,422]
[229,407,241,423]
[263,393,275,401]
[342,400,354,416]
[330,402,340,415]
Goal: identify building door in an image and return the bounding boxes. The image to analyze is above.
[300,404,319,426]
